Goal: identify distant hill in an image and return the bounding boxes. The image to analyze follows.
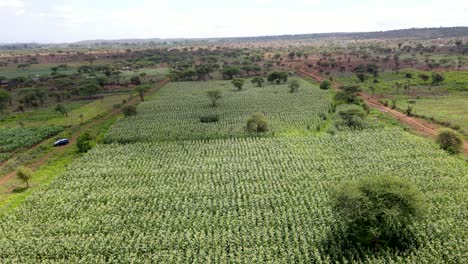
[1,27,467,50]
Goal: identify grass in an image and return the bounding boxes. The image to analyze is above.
[334,69,468,134]
[0,94,131,128]
[0,63,76,78]
[396,95,468,135]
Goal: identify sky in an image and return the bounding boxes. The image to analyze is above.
[1,0,467,43]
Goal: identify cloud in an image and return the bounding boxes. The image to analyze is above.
[0,0,24,8]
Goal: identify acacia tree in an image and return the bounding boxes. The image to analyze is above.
[134,84,152,102]
[17,166,33,188]
[332,176,426,250]
[207,89,222,107]
[231,78,245,91]
[251,77,265,87]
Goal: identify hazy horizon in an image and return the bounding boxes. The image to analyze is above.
[1,0,467,43]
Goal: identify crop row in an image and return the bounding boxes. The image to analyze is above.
[0,126,63,157]
[0,129,466,263]
[105,79,332,143]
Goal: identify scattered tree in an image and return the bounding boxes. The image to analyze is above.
[332,175,426,250]
[289,80,300,93]
[337,106,367,128]
[207,89,222,107]
[320,80,331,90]
[54,104,68,117]
[247,112,268,133]
[251,77,265,87]
[134,84,152,102]
[232,78,245,91]
[431,72,444,86]
[436,128,463,154]
[76,132,93,153]
[16,166,33,188]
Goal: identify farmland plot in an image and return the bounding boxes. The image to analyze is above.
[105,78,332,143]
[0,129,466,263]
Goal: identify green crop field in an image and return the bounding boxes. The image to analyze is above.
[105,78,332,143]
[0,126,63,161]
[0,76,466,263]
[0,129,466,262]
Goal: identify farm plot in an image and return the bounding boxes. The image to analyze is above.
[0,129,466,263]
[0,126,63,161]
[105,78,332,143]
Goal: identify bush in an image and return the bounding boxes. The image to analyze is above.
[247,112,268,133]
[199,115,219,123]
[320,80,331,90]
[332,176,426,250]
[336,105,367,129]
[122,105,137,117]
[77,132,93,153]
[288,80,300,93]
[436,128,463,154]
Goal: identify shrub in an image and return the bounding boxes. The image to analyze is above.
[336,105,367,129]
[206,89,222,107]
[332,175,426,250]
[289,80,300,93]
[436,128,463,154]
[320,80,331,90]
[246,112,268,133]
[122,105,137,117]
[231,78,245,91]
[199,115,219,123]
[77,132,93,153]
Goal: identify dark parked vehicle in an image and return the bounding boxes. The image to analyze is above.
[53,138,69,147]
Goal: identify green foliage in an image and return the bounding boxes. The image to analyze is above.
[222,66,242,80]
[251,77,265,87]
[332,176,426,250]
[436,128,463,154]
[76,132,93,153]
[54,104,68,117]
[267,71,288,84]
[206,89,222,107]
[0,88,11,112]
[231,78,245,91]
[431,72,445,85]
[320,80,331,90]
[246,112,268,133]
[16,166,34,188]
[134,84,152,102]
[122,105,137,117]
[199,115,219,123]
[130,76,142,85]
[288,80,300,93]
[335,104,368,129]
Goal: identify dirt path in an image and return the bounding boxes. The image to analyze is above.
[298,69,468,155]
[0,78,170,187]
